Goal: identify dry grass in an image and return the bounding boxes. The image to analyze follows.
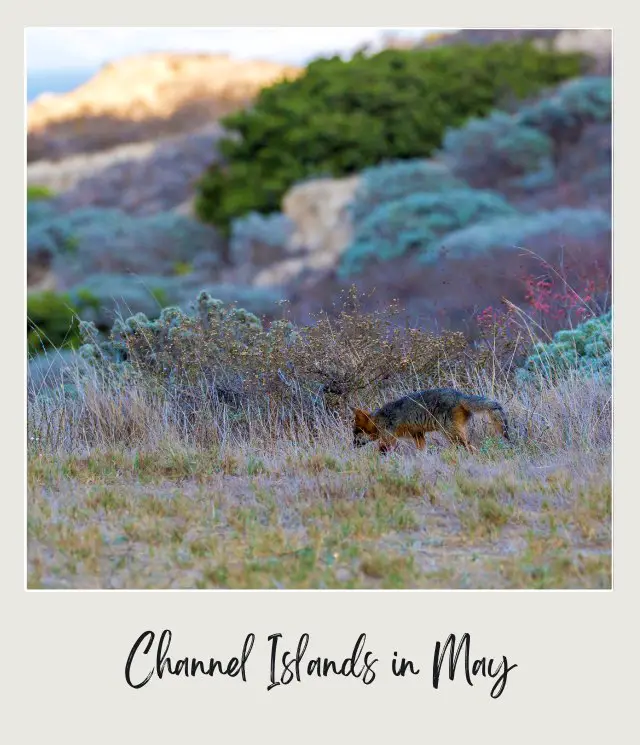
[27,363,611,589]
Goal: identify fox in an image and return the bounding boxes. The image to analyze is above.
[351,388,510,453]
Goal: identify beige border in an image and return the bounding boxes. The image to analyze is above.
[8,5,635,742]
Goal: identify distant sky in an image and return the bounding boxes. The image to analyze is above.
[26,27,442,71]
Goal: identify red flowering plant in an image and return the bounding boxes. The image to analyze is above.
[474,256,610,378]
[522,258,610,331]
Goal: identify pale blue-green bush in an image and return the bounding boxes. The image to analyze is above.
[582,163,612,193]
[77,289,270,383]
[27,348,86,394]
[27,200,56,230]
[183,283,282,319]
[28,207,80,263]
[69,273,281,330]
[517,76,611,147]
[27,222,60,264]
[507,163,557,193]
[517,310,611,383]
[339,189,518,276]
[230,212,295,265]
[350,160,466,224]
[68,274,182,328]
[442,111,554,187]
[27,207,224,283]
[419,207,611,264]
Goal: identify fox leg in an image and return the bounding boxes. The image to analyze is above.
[460,434,477,453]
[448,429,475,452]
[413,433,426,450]
[450,407,477,453]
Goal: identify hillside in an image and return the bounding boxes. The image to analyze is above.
[27,53,300,161]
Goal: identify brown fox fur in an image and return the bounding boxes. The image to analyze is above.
[352,388,509,453]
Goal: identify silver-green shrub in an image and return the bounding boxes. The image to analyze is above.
[517,310,611,383]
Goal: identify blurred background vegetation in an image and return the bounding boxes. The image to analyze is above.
[27,31,611,394]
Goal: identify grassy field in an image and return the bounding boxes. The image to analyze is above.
[27,372,611,589]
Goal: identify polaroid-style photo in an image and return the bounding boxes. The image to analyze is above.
[26,27,611,591]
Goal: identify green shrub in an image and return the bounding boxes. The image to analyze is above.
[195,43,584,233]
[27,291,80,355]
[28,288,116,354]
[66,274,185,330]
[172,261,193,276]
[27,185,54,201]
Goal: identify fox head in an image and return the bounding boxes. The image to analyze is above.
[351,408,379,447]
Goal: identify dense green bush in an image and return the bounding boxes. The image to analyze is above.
[506,163,557,193]
[339,189,518,276]
[65,275,173,330]
[27,185,54,201]
[196,43,584,233]
[27,291,81,355]
[518,310,611,383]
[27,288,111,354]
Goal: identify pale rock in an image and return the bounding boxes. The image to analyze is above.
[254,175,361,286]
[545,29,612,58]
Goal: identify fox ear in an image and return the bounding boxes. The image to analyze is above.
[353,408,375,432]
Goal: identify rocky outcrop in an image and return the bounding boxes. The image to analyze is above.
[28,53,300,161]
[253,175,360,287]
[546,30,612,74]
[27,255,57,291]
